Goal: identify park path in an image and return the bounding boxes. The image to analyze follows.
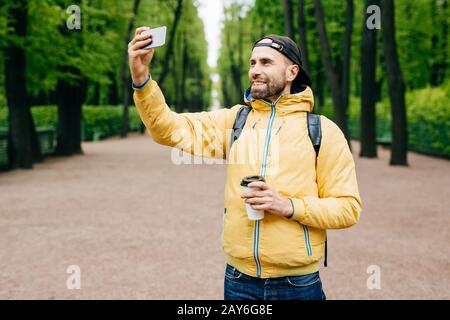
[0,133,449,299]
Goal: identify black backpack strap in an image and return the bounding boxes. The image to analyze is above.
[306,112,327,267]
[307,112,322,157]
[230,105,251,149]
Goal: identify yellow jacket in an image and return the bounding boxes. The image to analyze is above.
[134,80,362,278]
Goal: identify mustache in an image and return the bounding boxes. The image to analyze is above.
[251,78,268,84]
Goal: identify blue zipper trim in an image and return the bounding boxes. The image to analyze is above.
[253,100,277,278]
[253,220,261,275]
[303,225,313,256]
[261,106,276,177]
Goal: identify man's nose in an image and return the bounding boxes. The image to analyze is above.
[250,64,262,78]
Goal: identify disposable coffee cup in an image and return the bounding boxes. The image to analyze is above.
[241,175,266,220]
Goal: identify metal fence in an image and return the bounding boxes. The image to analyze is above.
[0,127,56,168]
[348,117,450,158]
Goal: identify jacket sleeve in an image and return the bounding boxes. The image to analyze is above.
[289,117,363,229]
[133,80,240,159]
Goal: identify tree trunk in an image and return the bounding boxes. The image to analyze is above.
[173,34,180,113]
[121,0,141,138]
[225,13,242,103]
[381,0,408,165]
[55,0,86,156]
[440,0,448,85]
[180,33,188,113]
[158,0,184,87]
[342,0,353,114]
[282,0,294,39]
[226,26,243,100]
[315,66,325,110]
[297,0,311,73]
[5,0,41,169]
[313,0,349,141]
[29,113,42,163]
[360,0,378,158]
[430,0,448,86]
[108,72,119,105]
[55,74,87,156]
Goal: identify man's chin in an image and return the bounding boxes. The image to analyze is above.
[250,88,268,100]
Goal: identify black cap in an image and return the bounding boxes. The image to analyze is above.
[253,34,312,89]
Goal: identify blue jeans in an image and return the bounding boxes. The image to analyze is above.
[224,264,326,300]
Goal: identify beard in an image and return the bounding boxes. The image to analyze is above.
[250,75,286,100]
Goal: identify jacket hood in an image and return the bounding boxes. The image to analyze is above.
[244,85,314,113]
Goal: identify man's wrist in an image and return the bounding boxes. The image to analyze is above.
[132,72,151,89]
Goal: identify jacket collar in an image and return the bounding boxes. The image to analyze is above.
[244,85,314,113]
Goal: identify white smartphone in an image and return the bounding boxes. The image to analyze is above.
[141,26,167,50]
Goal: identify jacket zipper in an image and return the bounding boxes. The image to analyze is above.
[253,96,281,278]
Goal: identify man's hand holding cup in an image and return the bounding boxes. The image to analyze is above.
[240,176,294,220]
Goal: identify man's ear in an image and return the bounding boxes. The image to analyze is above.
[286,64,300,82]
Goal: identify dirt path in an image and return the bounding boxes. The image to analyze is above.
[0,133,449,299]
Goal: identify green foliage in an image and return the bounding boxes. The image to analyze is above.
[22,0,131,96]
[82,106,141,139]
[406,83,450,156]
[219,0,449,97]
[82,106,122,140]
[0,107,7,127]
[0,94,5,108]
[334,83,450,157]
[31,106,58,128]
[0,105,142,141]
[135,0,211,110]
[1,0,210,108]
[82,106,142,140]
[218,1,258,106]
[395,0,432,89]
[218,0,450,158]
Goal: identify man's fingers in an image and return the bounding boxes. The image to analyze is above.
[245,197,272,205]
[135,26,150,37]
[131,38,153,51]
[130,48,154,58]
[251,204,270,210]
[129,26,150,47]
[241,190,271,198]
[247,181,270,190]
[135,33,153,42]
[129,34,152,48]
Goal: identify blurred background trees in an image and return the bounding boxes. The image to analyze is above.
[0,0,210,170]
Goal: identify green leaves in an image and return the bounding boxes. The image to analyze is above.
[0,0,210,109]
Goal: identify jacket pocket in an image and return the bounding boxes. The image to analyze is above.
[222,208,253,259]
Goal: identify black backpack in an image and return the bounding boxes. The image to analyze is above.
[230,105,328,267]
